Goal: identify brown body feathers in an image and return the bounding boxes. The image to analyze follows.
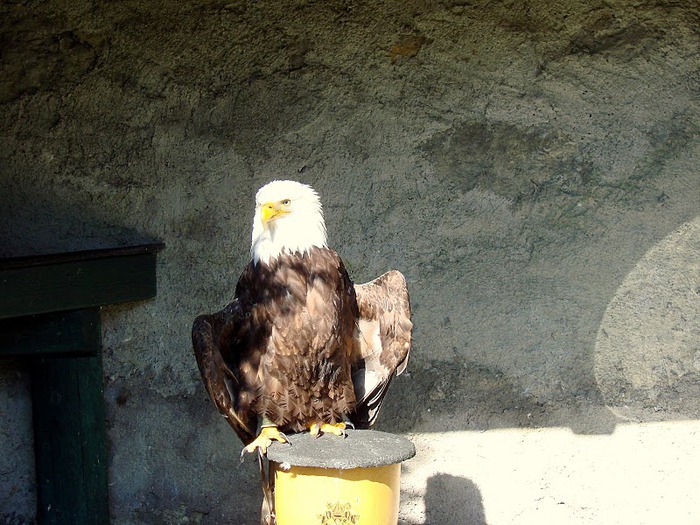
[192,246,412,444]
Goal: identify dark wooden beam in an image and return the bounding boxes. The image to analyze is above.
[0,243,164,319]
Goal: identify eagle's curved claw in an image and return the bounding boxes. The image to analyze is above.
[279,430,292,446]
[240,426,289,460]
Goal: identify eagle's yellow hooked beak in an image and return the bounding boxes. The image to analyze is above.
[260,200,290,226]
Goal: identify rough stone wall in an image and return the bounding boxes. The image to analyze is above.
[1,1,699,523]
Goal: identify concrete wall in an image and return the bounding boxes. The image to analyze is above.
[1,1,699,523]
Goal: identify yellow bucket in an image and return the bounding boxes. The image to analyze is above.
[267,430,415,525]
[275,463,400,525]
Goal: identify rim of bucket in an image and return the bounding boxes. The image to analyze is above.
[266,429,416,469]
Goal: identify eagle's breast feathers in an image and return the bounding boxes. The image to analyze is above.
[233,247,358,432]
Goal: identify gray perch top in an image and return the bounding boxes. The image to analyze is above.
[266,429,416,470]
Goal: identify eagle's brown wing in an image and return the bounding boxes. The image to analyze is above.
[192,300,257,445]
[351,270,412,428]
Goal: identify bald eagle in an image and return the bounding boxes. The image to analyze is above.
[192,180,412,457]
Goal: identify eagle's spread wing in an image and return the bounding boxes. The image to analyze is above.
[192,300,257,445]
[351,270,412,428]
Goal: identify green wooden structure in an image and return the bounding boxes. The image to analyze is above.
[0,243,163,525]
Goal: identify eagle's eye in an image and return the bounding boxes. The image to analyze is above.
[281,199,291,206]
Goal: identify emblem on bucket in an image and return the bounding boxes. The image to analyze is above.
[319,501,359,524]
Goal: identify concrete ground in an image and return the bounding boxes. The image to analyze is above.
[400,417,700,524]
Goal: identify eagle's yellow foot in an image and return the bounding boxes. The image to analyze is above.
[309,421,348,438]
[241,426,288,459]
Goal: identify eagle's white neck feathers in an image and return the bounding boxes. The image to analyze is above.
[251,180,327,265]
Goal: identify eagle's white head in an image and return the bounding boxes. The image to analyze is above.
[251,180,327,265]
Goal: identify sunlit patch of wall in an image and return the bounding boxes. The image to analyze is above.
[595,216,700,420]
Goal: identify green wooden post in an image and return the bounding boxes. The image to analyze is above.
[31,351,109,525]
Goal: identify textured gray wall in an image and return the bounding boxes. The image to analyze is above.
[1,1,699,523]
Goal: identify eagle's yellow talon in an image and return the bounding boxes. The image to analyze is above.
[242,426,288,457]
[309,421,347,437]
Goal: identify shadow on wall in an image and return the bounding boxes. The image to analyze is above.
[424,474,486,525]
[0,178,158,256]
[378,358,619,436]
